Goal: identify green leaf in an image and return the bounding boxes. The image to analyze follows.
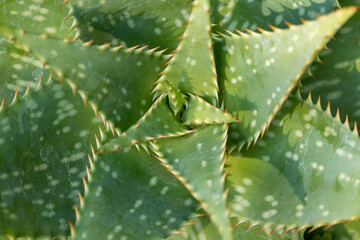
[216,7,356,149]
[226,94,360,231]
[154,0,219,105]
[300,11,360,132]
[0,26,168,131]
[165,80,187,116]
[73,147,198,240]
[70,0,192,50]
[167,213,304,240]
[151,124,233,240]
[0,0,74,105]
[0,37,51,105]
[0,81,102,237]
[101,94,192,151]
[211,0,337,33]
[182,94,240,125]
[0,0,77,39]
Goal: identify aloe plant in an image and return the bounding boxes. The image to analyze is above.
[0,0,360,239]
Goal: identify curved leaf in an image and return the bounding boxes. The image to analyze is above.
[0,81,102,237]
[216,8,356,149]
[300,11,360,132]
[226,94,360,231]
[0,26,168,131]
[73,147,198,240]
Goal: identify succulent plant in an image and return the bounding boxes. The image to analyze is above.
[0,0,360,239]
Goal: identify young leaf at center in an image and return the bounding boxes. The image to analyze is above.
[101,94,193,151]
[154,0,219,105]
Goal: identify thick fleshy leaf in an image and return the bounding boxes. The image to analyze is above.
[70,0,191,50]
[0,37,51,104]
[226,95,360,230]
[152,124,233,240]
[0,0,77,39]
[0,0,74,105]
[165,81,187,116]
[0,26,168,131]
[217,8,356,149]
[0,81,102,237]
[168,214,304,240]
[210,0,337,33]
[182,94,240,125]
[300,11,360,132]
[101,95,192,151]
[73,147,198,240]
[154,0,219,105]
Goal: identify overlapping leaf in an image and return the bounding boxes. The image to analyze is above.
[216,8,356,149]
[182,94,239,125]
[0,0,358,239]
[73,147,198,240]
[165,81,187,116]
[152,124,232,240]
[300,10,360,132]
[70,0,192,50]
[0,26,168,131]
[226,94,360,231]
[154,0,219,105]
[0,81,101,237]
[101,94,192,151]
[210,0,337,33]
